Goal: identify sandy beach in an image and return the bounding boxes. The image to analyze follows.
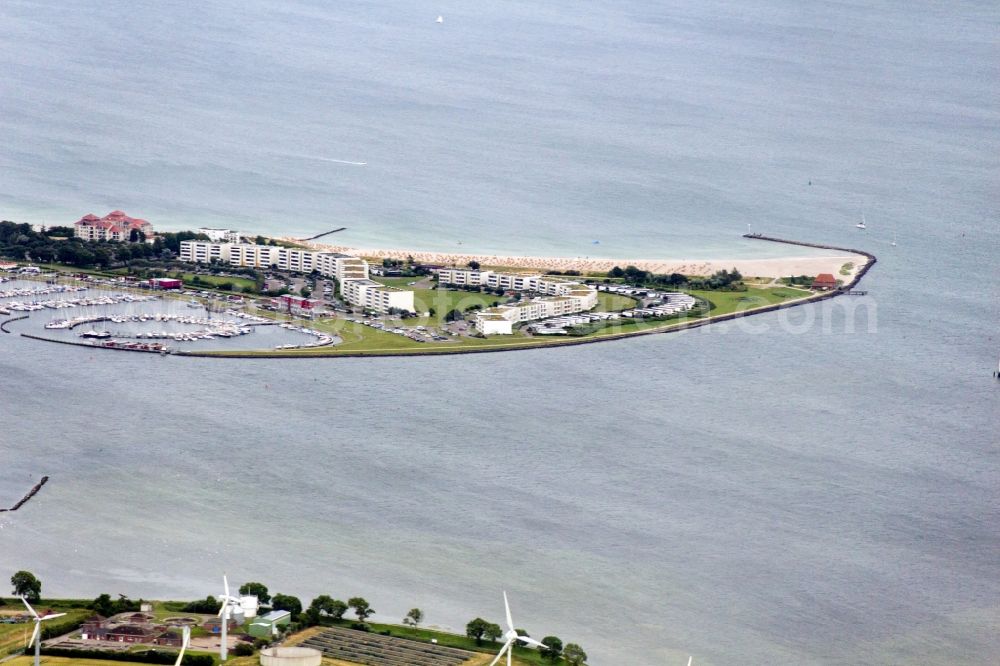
[283,238,866,279]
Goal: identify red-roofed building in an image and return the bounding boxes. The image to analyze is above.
[812,273,838,290]
[149,278,183,290]
[274,294,320,311]
[74,211,154,242]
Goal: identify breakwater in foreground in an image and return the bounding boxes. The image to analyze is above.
[1,476,49,512]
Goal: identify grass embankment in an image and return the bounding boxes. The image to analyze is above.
[5,658,142,666]
[0,606,91,657]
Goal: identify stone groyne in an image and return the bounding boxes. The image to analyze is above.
[742,234,877,289]
[1,476,49,512]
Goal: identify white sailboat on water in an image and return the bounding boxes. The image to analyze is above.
[436,15,443,24]
[856,212,867,230]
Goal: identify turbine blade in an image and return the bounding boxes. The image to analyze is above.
[503,590,513,631]
[687,658,693,666]
[41,613,67,621]
[28,622,40,648]
[21,597,39,618]
[486,639,514,666]
[518,636,547,649]
[223,574,229,599]
[174,627,191,666]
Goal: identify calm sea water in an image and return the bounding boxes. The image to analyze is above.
[1,1,998,664]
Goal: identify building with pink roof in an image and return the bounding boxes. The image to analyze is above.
[73,211,154,242]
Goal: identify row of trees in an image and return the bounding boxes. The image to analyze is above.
[465,618,586,664]
[608,264,745,291]
[211,581,588,662]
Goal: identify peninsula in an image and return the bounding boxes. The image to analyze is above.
[0,218,875,358]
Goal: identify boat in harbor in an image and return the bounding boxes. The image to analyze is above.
[856,213,867,230]
[79,329,112,339]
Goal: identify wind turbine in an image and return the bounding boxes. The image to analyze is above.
[21,596,66,666]
[174,626,191,666]
[217,575,241,662]
[487,591,548,666]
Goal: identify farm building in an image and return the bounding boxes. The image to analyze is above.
[248,610,292,638]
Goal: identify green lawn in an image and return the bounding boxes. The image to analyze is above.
[687,287,809,314]
[593,292,637,312]
[412,289,503,322]
[180,273,257,291]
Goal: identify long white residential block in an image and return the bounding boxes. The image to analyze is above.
[436,268,599,335]
[179,241,414,313]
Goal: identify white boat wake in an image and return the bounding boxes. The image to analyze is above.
[301,155,367,166]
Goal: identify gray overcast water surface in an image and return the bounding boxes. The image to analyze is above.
[1,1,998,664]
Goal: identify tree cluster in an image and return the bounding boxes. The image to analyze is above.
[465,617,502,645]
[608,264,744,291]
[89,593,141,616]
[463,615,585,662]
[0,221,212,270]
[10,570,41,601]
[182,595,222,614]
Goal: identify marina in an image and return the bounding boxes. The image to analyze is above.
[0,278,339,352]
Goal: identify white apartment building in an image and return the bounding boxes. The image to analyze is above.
[179,241,414,313]
[341,279,415,313]
[341,280,414,312]
[436,268,599,335]
[473,292,598,335]
[437,268,593,298]
[197,228,242,243]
